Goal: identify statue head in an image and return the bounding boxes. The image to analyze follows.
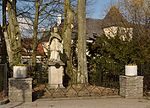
[49,26,62,44]
[53,27,58,33]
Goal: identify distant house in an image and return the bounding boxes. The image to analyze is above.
[39,6,134,56]
[86,6,133,41]
[39,30,51,56]
[21,38,45,64]
[0,26,45,64]
[0,6,137,63]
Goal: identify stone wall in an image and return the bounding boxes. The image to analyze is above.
[9,78,32,102]
[119,76,143,98]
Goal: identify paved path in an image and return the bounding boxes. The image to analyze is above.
[0,97,150,108]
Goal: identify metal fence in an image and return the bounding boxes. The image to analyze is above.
[92,63,150,96]
[88,63,124,89]
[94,63,150,97]
[33,63,150,99]
[138,64,150,97]
[33,63,120,99]
[0,64,8,100]
[43,83,118,99]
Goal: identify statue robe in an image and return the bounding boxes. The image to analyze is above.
[49,37,63,62]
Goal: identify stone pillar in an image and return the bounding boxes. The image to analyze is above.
[9,78,32,102]
[119,76,143,98]
[48,61,65,89]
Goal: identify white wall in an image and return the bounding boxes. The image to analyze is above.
[103,26,133,41]
[42,42,49,56]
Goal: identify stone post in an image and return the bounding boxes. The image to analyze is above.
[119,76,143,98]
[9,78,32,102]
[48,61,65,89]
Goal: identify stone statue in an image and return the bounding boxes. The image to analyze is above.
[49,27,63,62]
[48,27,65,88]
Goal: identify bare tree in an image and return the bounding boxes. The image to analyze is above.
[77,0,88,83]
[4,0,22,67]
[62,0,74,83]
[119,0,150,25]
[32,0,41,69]
[107,0,150,64]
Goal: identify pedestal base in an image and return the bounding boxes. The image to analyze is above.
[119,76,143,98]
[48,62,65,89]
[9,78,32,102]
[46,84,65,90]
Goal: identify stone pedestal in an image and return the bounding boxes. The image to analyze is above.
[119,76,143,98]
[9,78,32,102]
[48,61,65,89]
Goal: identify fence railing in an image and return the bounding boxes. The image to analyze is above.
[41,83,119,99]
[138,64,150,97]
[33,63,121,99]
[32,63,150,99]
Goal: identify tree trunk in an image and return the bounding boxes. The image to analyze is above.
[77,0,88,83]
[1,0,7,64]
[32,0,40,68]
[6,0,22,67]
[63,0,74,84]
[3,31,13,65]
[2,0,6,27]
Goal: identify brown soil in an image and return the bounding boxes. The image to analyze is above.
[32,84,46,100]
[0,91,7,101]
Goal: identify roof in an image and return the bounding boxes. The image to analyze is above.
[86,18,104,39]
[37,43,45,56]
[40,6,133,41]
[40,30,50,42]
[102,6,132,28]
[85,6,133,39]
[21,38,45,56]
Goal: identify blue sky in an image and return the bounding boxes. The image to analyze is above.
[91,0,118,19]
[0,0,118,24]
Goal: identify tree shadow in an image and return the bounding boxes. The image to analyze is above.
[60,50,71,87]
[63,67,71,88]
[9,78,31,108]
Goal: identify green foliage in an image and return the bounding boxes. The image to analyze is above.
[94,35,138,64]
[87,34,150,85]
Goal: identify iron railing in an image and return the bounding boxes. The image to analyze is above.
[138,64,150,97]
[33,63,150,99]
